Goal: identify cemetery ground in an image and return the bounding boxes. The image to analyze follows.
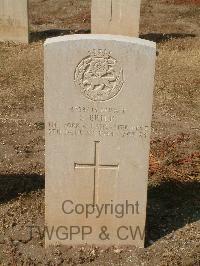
[0,0,199,265]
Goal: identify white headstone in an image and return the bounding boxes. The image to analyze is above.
[45,35,156,247]
[0,0,29,43]
[91,0,141,37]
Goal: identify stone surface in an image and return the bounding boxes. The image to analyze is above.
[91,0,141,37]
[44,35,156,247]
[0,0,29,43]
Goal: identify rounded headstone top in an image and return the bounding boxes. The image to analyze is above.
[44,34,156,50]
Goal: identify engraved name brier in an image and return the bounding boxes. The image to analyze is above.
[74,49,124,102]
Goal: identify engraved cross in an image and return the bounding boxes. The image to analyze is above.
[74,141,119,205]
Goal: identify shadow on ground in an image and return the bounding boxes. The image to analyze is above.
[145,180,200,246]
[30,31,196,43]
[30,29,90,42]
[0,174,44,203]
[140,32,196,43]
[0,174,199,247]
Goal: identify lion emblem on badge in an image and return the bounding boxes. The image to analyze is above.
[74,49,124,101]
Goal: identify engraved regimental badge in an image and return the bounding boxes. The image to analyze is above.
[74,49,124,102]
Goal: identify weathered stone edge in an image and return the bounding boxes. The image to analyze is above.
[44,34,156,49]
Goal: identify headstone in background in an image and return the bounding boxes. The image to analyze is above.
[91,0,141,37]
[0,0,29,43]
[45,34,156,247]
